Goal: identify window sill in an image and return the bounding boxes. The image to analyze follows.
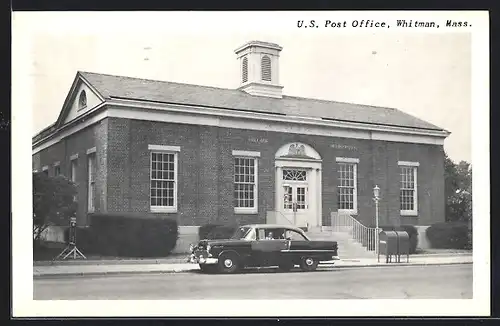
[400,211,418,217]
[150,207,178,214]
[234,208,258,215]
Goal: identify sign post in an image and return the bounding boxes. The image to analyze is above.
[54,216,86,260]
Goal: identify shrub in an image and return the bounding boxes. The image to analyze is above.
[65,213,179,257]
[426,221,469,249]
[366,224,418,254]
[199,223,238,240]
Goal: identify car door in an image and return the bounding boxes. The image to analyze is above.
[251,228,288,266]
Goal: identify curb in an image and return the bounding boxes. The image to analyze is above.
[33,253,472,267]
[33,261,472,279]
[33,268,199,279]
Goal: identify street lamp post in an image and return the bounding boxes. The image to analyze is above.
[373,185,380,259]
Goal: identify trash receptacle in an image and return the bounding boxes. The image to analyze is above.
[378,231,398,263]
[395,231,410,263]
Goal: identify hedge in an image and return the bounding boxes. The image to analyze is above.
[198,223,239,240]
[366,224,419,254]
[64,213,178,257]
[426,221,470,249]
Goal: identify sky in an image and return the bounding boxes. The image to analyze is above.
[20,13,471,163]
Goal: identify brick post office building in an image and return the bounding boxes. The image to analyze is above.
[32,41,450,248]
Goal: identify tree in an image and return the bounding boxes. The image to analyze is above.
[444,152,472,222]
[33,172,78,244]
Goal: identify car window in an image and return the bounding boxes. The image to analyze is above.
[258,228,286,240]
[285,229,307,241]
[246,228,256,240]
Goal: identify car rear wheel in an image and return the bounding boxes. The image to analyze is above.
[217,253,240,274]
[299,256,318,272]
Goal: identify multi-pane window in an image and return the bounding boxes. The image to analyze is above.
[234,157,257,210]
[337,161,358,213]
[150,152,177,209]
[54,163,61,177]
[87,153,96,212]
[400,165,418,214]
[242,57,248,83]
[261,55,271,81]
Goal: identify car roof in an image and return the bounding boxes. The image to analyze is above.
[242,224,305,233]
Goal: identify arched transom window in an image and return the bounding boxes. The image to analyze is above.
[242,57,248,83]
[78,90,87,110]
[261,55,271,81]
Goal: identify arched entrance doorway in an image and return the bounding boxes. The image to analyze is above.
[274,143,322,228]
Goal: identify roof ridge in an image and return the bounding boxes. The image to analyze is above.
[79,71,244,93]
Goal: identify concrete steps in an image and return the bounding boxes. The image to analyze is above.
[306,230,376,260]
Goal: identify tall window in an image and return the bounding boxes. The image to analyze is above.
[87,153,96,212]
[242,57,248,83]
[150,151,177,211]
[399,162,418,215]
[54,162,61,177]
[70,158,78,202]
[234,156,258,212]
[70,159,78,183]
[261,55,271,81]
[337,158,358,214]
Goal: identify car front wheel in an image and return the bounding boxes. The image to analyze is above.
[300,256,318,272]
[217,253,240,274]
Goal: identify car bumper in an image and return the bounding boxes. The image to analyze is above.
[331,255,340,260]
[187,254,218,265]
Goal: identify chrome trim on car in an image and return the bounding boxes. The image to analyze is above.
[188,254,218,265]
[280,249,338,253]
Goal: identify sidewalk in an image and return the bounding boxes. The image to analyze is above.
[33,253,472,279]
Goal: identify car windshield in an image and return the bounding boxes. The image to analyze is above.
[230,226,252,240]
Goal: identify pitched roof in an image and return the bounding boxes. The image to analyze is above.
[79,71,445,131]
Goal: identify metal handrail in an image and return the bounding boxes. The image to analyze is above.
[331,212,380,255]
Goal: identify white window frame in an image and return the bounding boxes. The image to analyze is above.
[149,145,180,213]
[70,157,78,202]
[336,157,359,215]
[87,151,96,213]
[54,161,61,177]
[233,150,260,214]
[70,154,78,183]
[398,161,419,216]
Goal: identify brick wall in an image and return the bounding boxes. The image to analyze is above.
[33,116,445,229]
[105,117,445,227]
[32,120,108,226]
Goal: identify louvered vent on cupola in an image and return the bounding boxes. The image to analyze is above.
[261,55,271,82]
[242,57,248,83]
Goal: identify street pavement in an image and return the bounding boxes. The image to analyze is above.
[33,254,473,278]
[33,264,472,300]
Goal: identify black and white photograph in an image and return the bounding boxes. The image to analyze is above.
[12,10,489,317]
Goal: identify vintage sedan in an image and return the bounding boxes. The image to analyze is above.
[188,224,339,274]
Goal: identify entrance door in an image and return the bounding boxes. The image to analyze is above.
[282,168,310,227]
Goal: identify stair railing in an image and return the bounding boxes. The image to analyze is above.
[331,211,380,255]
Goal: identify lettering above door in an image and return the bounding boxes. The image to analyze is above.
[249,137,268,144]
[330,144,358,151]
